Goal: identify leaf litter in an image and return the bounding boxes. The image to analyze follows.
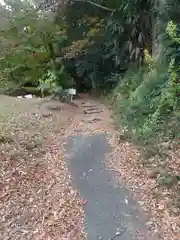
[0,96,85,240]
[1,95,180,240]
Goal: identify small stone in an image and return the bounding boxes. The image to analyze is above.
[42,112,52,118]
[146,168,159,178]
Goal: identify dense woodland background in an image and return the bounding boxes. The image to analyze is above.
[0,0,180,186]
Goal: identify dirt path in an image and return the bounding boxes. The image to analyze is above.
[61,99,154,240]
[66,133,153,240]
[63,97,179,240]
[1,96,179,240]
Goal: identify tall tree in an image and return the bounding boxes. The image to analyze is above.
[0,0,67,89]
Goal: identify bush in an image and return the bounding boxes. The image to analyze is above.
[111,57,178,143]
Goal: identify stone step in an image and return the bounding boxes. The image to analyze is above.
[84,107,99,111]
[82,116,102,123]
[82,104,100,108]
[83,110,103,114]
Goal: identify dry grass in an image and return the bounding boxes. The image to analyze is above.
[0,95,85,240]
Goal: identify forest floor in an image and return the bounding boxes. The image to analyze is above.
[0,94,179,240]
[0,95,85,240]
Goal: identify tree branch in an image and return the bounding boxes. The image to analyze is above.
[71,0,115,12]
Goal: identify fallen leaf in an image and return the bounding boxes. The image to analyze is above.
[82,200,88,206]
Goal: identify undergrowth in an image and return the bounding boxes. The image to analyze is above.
[112,63,173,143]
[110,21,180,148]
[105,20,180,212]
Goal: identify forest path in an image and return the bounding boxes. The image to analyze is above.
[64,98,155,240]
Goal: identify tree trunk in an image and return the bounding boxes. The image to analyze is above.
[152,0,167,61]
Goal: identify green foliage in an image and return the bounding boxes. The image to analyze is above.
[37,71,58,97]
[0,0,69,94]
[111,17,180,144]
[58,0,153,90]
[37,66,73,97]
[113,65,173,140]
